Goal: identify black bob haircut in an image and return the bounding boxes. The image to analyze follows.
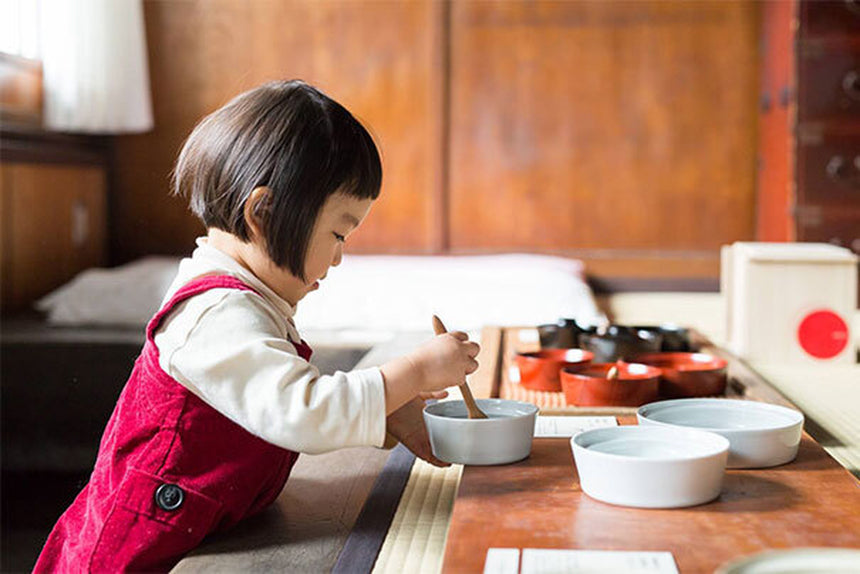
[173,80,382,281]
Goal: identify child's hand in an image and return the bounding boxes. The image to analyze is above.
[386,396,450,468]
[380,332,479,414]
[408,331,480,393]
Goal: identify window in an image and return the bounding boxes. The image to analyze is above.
[1,0,152,132]
[0,0,41,60]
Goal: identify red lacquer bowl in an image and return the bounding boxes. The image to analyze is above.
[515,348,593,392]
[560,362,661,407]
[636,352,728,398]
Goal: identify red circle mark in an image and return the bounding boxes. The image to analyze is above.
[797,309,850,359]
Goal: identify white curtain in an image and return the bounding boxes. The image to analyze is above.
[39,0,153,133]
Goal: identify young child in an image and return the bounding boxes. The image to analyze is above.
[35,80,480,572]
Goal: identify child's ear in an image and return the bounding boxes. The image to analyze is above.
[243,186,270,240]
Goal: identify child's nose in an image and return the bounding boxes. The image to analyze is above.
[332,245,343,267]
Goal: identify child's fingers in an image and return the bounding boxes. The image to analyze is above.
[465,358,479,374]
[413,440,451,467]
[424,454,452,468]
[419,390,449,401]
[444,332,479,357]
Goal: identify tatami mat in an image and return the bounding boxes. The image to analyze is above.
[371,461,463,574]
[753,363,860,479]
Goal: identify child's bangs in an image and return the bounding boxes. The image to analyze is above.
[330,120,382,201]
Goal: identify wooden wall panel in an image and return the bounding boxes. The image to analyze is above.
[0,163,106,309]
[111,0,444,262]
[448,1,759,275]
[110,0,763,284]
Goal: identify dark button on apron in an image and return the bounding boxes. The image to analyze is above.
[155,483,185,511]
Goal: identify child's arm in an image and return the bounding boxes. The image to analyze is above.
[156,291,478,454]
[157,290,390,453]
[379,331,480,414]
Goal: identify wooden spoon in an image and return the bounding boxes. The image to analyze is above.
[432,315,488,419]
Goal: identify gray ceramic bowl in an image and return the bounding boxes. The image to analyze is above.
[637,398,804,468]
[423,399,539,465]
[571,425,729,509]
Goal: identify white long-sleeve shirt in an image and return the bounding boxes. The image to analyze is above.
[152,238,387,454]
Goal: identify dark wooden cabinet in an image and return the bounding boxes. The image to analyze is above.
[759,0,860,254]
[797,129,860,207]
[801,0,860,39]
[798,45,860,121]
[796,209,860,253]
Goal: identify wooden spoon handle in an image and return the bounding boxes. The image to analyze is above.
[431,315,447,337]
[458,380,486,419]
[432,315,488,419]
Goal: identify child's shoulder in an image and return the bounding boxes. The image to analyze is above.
[162,280,288,340]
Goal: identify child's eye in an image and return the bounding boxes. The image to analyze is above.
[333,232,346,243]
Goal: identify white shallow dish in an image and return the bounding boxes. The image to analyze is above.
[715,547,860,573]
[423,399,538,465]
[637,398,804,468]
[571,425,729,509]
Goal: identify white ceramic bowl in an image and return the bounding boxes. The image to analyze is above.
[571,425,729,509]
[715,547,860,573]
[637,398,804,468]
[423,399,538,465]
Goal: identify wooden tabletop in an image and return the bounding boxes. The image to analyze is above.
[441,424,860,573]
[441,328,860,573]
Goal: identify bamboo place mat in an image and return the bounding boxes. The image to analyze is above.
[499,326,647,416]
[498,327,764,415]
[499,329,638,416]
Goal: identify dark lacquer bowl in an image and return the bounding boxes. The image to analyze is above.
[579,325,663,363]
[560,362,662,407]
[629,324,694,352]
[536,318,596,349]
[636,352,728,398]
[515,348,593,392]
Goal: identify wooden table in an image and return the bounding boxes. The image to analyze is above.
[442,432,860,573]
[441,327,860,573]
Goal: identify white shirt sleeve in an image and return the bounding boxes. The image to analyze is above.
[155,289,387,453]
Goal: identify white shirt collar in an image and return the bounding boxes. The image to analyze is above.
[186,237,302,341]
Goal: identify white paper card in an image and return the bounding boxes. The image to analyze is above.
[521,549,679,574]
[484,548,520,574]
[534,416,618,438]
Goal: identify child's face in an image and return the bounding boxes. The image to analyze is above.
[276,191,373,305]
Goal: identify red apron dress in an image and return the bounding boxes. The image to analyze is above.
[35,275,313,573]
